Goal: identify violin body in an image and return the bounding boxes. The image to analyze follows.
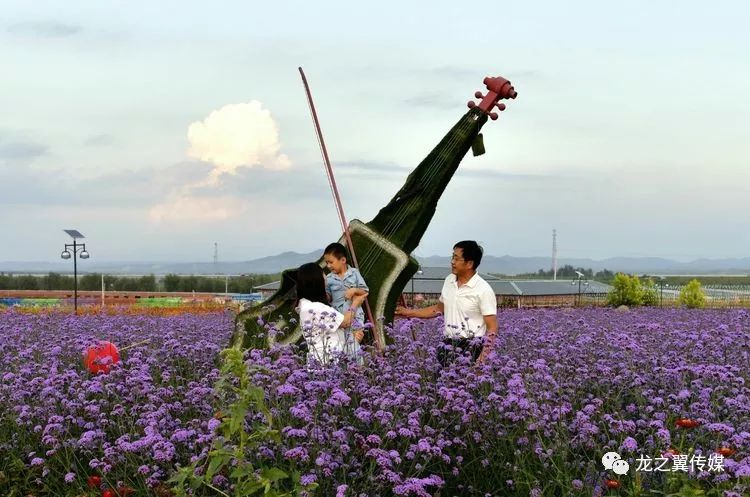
[233,77,517,350]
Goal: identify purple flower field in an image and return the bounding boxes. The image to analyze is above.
[2,308,750,496]
[0,311,232,495]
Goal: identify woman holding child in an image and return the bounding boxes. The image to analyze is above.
[296,258,368,366]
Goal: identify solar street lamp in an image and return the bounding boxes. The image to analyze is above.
[571,270,589,306]
[61,229,90,313]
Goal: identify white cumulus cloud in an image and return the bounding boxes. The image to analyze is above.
[187,101,291,184]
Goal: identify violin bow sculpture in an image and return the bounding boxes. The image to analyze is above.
[232,72,518,351]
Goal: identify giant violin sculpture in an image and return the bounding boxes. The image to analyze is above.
[232,73,518,351]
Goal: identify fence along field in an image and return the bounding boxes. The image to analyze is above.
[3,280,750,310]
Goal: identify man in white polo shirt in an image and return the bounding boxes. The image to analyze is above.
[395,240,498,365]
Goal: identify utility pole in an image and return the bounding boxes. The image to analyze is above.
[552,229,558,280]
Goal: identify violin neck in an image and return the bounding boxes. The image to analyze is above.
[366,108,487,253]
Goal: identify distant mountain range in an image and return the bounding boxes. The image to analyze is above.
[2,251,750,276]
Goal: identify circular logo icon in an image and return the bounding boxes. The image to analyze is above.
[602,451,621,470]
[612,459,630,475]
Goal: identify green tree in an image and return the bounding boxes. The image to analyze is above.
[138,275,157,292]
[515,266,601,280]
[679,279,706,309]
[163,274,181,292]
[41,272,74,290]
[607,273,644,306]
[641,278,659,306]
[79,273,102,291]
[15,275,40,290]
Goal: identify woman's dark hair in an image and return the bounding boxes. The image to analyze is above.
[454,240,484,269]
[296,263,328,304]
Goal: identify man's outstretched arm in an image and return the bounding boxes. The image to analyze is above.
[395,301,444,319]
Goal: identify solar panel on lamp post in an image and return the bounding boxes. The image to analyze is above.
[61,230,89,313]
[571,270,587,307]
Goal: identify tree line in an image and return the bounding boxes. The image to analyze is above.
[606,273,706,308]
[495,265,616,282]
[498,265,750,286]
[0,273,280,293]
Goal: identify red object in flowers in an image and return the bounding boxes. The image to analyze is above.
[605,479,621,489]
[87,475,102,488]
[717,447,735,457]
[83,341,120,374]
[102,490,115,497]
[663,447,680,457]
[116,486,135,496]
[675,418,700,428]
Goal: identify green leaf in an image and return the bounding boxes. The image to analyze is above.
[167,468,187,486]
[206,449,232,480]
[229,399,249,434]
[678,484,705,497]
[230,466,250,479]
[260,467,289,482]
[237,479,265,495]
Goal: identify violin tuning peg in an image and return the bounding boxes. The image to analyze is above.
[496,103,506,111]
[489,112,498,120]
[474,91,484,99]
[467,101,477,109]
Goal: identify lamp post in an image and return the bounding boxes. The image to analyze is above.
[658,277,669,307]
[61,229,89,313]
[411,267,423,306]
[571,270,589,306]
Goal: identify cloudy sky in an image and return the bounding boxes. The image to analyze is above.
[1,0,748,264]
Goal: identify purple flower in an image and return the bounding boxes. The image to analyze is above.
[366,434,382,446]
[284,447,310,462]
[398,427,413,438]
[327,388,351,407]
[282,427,308,439]
[277,383,300,396]
[621,436,638,452]
[300,473,317,485]
[393,474,444,496]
